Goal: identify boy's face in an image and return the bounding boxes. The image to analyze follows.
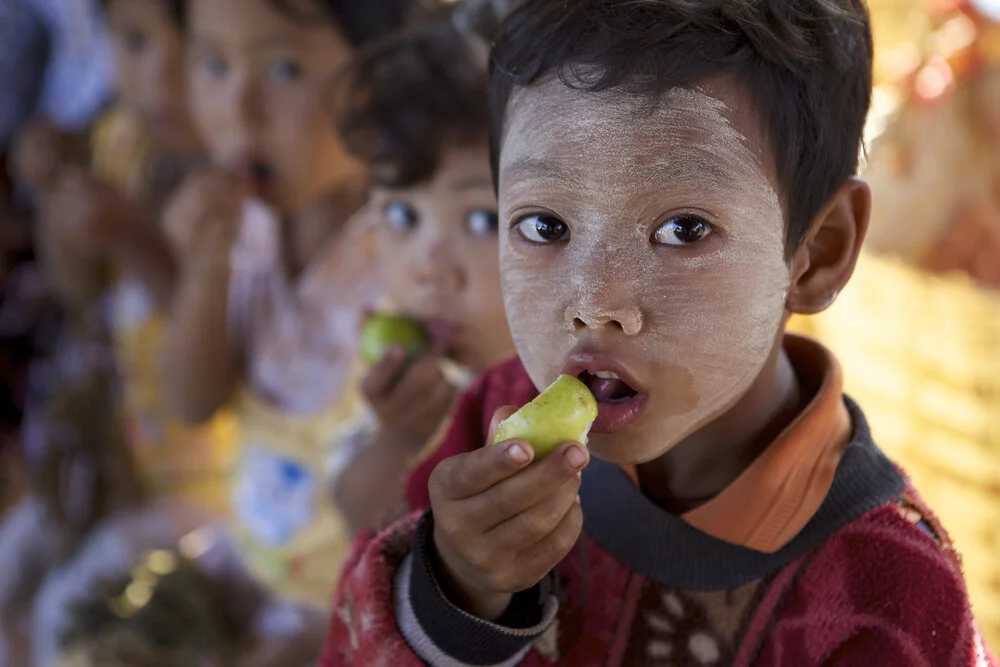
[498,78,791,465]
[107,0,200,156]
[372,143,515,371]
[186,0,363,215]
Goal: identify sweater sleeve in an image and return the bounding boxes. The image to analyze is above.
[320,512,558,667]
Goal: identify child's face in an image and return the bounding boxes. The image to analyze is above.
[372,143,514,371]
[106,0,200,155]
[498,78,791,465]
[186,0,362,214]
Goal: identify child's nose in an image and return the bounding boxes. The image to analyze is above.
[566,301,645,336]
[414,239,464,291]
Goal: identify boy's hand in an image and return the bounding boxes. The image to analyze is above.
[10,117,76,191]
[163,168,245,271]
[361,346,457,452]
[45,167,142,253]
[428,408,589,621]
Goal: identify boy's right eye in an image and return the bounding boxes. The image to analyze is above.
[200,56,227,78]
[385,202,418,232]
[515,214,569,244]
[120,29,147,54]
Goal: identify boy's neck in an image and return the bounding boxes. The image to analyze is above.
[637,337,803,514]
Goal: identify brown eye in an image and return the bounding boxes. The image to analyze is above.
[120,28,148,54]
[385,201,418,232]
[515,214,568,244]
[467,209,498,237]
[653,216,713,246]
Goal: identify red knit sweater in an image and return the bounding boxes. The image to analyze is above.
[322,356,996,667]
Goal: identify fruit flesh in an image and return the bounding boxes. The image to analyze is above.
[494,374,598,459]
[360,314,429,365]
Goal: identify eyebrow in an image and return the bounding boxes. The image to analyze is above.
[448,176,493,191]
[500,150,753,192]
[188,32,304,52]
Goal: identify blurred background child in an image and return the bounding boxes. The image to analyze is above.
[161,0,419,661]
[328,1,516,536]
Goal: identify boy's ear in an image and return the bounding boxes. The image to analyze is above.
[786,177,871,315]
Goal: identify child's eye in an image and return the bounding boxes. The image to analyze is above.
[200,56,227,79]
[269,59,304,83]
[466,209,498,237]
[385,202,418,232]
[515,215,569,244]
[653,215,714,246]
[119,29,148,54]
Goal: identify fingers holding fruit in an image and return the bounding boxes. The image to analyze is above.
[163,168,246,261]
[427,378,598,621]
[428,431,588,619]
[47,168,140,250]
[361,344,458,451]
[11,117,78,192]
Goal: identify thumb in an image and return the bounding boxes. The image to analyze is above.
[488,405,518,445]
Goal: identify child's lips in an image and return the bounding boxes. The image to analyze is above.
[563,352,648,433]
[419,318,460,349]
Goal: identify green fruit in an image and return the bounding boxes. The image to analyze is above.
[360,314,429,365]
[494,374,598,459]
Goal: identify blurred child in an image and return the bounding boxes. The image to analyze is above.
[12,0,237,511]
[324,0,996,665]
[161,0,418,658]
[328,4,516,536]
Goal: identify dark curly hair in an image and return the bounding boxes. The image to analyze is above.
[334,6,492,187]
[489,0,874,250]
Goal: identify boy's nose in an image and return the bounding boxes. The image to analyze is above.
[566,303,645,336]
[414,242,464,292]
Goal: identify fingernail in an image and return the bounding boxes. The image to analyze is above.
[507,443,530,464]
[565,445,587,469]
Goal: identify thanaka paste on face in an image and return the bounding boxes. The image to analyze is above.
[498,79,790,464]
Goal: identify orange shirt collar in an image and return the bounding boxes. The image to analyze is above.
[622,335,851,554]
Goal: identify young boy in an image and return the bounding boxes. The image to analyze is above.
[328,5,515,536]
[323,1,997,665]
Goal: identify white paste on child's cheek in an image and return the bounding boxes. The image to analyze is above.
[499,80,791,463]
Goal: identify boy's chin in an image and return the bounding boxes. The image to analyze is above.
[585,432,676,467]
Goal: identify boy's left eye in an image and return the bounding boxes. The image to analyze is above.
[385,202,418,231]
[466,209,498,237]
[269,59,304,82]
[653,215,714,246]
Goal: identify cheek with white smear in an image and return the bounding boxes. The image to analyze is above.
[499,83,791,463]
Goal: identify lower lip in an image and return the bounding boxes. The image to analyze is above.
[592,394,648,433]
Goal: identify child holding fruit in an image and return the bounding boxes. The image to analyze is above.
[327,4,517,537]
[160,0,417,661]
[10,0,237,512]
[323,1,996,665]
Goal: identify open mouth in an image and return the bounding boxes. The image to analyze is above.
[578,370,640,404]
[564,355,648,434]
[233,154,275,197]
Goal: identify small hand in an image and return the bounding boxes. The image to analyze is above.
[45,167,142,253]
[360,345,458,452]
[429,407,589,621]
[163,168,246,269]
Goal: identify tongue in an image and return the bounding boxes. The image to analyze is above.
[589,377,634,403]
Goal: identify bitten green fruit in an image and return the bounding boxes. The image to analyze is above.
[494,374,598,459]
[360,314,429,365]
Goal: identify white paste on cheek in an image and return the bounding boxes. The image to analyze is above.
[500,82,790,463]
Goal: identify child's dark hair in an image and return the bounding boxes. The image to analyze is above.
[335,7,491,187]
[489,0,874,250]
